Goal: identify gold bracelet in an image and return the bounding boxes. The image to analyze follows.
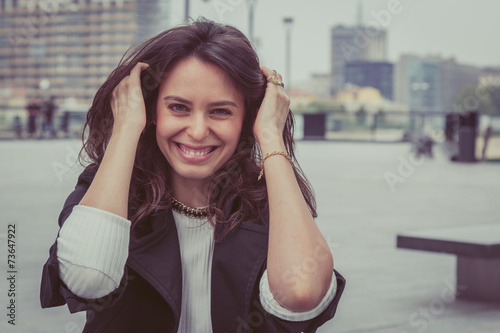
[258,151,293,181]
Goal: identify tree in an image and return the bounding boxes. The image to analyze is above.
[454,84,500,115]
[488,85,500,115]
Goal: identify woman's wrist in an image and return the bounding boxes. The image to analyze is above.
[111,123,144,141]
[257,137,286,156]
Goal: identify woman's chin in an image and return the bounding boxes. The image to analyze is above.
[173,168,216,183]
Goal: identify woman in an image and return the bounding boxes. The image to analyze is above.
[41,19,345,332]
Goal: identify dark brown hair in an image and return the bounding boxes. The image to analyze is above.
[80,18,316,241]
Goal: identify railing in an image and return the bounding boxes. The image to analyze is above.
[297,111,450,143]
[295,110,500,161]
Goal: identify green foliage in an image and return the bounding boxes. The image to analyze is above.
[454,84,500,115]
[489,85,500,114]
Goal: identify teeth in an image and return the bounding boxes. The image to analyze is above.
[179,145,213,157]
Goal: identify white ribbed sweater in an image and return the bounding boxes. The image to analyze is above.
[57,205,337,331]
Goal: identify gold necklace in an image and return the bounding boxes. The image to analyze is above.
[171,197,209,219]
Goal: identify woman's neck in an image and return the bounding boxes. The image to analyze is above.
[170,176,211,208]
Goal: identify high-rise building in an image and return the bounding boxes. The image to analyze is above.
[0,0,171,107]
[330,25,387,94]
[394,54,481,112]
[345,61,393,100]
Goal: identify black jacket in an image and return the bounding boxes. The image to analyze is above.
[40,167,345,332]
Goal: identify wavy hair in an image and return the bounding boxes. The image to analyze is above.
[80,18,316,241]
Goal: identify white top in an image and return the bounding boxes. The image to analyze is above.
[172,210,214,333]
[57,205,337,331]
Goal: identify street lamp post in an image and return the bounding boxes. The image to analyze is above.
[185,0,190,24]
[247,0,258,45]
[283,17,294,91]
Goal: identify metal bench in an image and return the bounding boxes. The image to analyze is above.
[397,224,500,302]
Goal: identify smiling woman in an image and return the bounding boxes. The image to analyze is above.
[40,18,345,333]
[155,58,245,197]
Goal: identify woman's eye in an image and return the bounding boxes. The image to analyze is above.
[170,104,188,112]
[212,109,232,116]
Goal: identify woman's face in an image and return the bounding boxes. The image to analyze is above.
[155,57,245,186]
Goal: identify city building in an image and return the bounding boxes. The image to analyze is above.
[345,61,393,100]
[334,86,408,114]
[330,24,387,94]
[293,73,332,99]
[394,54,481,112]
[0,0,171,109]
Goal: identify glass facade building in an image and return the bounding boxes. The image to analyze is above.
[345,61,394,100]
[0,0,171,107]
[330,25,387,94]
[394,55,481,112]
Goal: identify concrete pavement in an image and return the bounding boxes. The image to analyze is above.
[0,139,498,332]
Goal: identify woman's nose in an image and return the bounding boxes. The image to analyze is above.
[186,113,209,141]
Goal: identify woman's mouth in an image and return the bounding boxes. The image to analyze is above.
[175,143,217,162]
[178,144,215,156]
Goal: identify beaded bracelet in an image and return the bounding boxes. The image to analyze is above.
[258,151,294,181]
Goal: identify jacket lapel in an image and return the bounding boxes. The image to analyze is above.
[127,209,183,330]
[124,197,270,333]
[211,221,269,333]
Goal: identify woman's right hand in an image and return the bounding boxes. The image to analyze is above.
[110,62,150,133]
[80,62,150,217]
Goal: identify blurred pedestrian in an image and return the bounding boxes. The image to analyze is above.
[60,111,70,138]
[12,115,23,139]
[41,19,345,332]
[26,96,41,138]
[41,95,57,138]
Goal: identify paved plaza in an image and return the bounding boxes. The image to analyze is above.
[0,139,499,332]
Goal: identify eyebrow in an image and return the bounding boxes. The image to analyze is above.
[162,95,239,108]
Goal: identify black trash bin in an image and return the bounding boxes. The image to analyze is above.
[458,111,478,162]
[303,113,326,140]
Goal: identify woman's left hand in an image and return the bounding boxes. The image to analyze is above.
[257,67,334,312]
[253,66,290,149]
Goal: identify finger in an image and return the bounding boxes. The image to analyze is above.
[270,69,283,83]
[261,66,283,79]
[129,62,149,83]
[260,66,284,88]
[274,72,283,83]
[260,66,275,78]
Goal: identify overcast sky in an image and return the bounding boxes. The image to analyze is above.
[168,0,500,85]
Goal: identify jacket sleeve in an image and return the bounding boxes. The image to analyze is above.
[39,165,130,313]
[255,268,346,333]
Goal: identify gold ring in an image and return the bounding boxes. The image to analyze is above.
[267,75,284,88]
